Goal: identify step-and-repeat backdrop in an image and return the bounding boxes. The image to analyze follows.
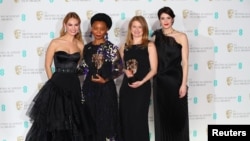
[0,0,250,141]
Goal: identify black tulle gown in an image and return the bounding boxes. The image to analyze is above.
[152,29,189,141]
[25,51,94,141]
[119,44,151,141]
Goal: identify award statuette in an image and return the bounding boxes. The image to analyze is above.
[126,59,138,84]
[92,53,104,78]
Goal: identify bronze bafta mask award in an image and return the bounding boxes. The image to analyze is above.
[126,59,138,84]
[92,53,104,78]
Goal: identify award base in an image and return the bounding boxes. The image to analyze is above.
[93,73,99,79]
[128,76,137,84]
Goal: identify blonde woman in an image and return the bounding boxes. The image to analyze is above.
[25,12,93,141]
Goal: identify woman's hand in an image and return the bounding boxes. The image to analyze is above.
[179,85,188,98]
[91,74,106,84]
[124,69,134,78]
[128,80,143,88]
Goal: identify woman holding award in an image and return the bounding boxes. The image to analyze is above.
[118,15,158,141]
[79,13,123,141]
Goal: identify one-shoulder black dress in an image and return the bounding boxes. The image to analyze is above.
[152,29,189,141]
[25,51,93,141]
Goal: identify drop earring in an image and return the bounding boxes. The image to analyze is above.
[105,33,108,40]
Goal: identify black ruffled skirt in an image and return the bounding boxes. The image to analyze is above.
[25,72,94,141]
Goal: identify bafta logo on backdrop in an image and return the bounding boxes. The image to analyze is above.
[207,60,214,70]
[207,26,214,36]
[135,10,143,16]
[226,77,233,86]
[206,94,214,103]
[17,136,24,141]
[227,9,234,19]
[182,9,189,19]
[227,43,234,52]
[36,11,43,21]
[37,47,45,56]
[114,27,120,37]
[15,65,23,75]
[86,10,94,20]
[226,109,232,119]
[14,29,21,39]
[16,101,23,110]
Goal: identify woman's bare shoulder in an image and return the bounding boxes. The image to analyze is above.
[174,30,188,44]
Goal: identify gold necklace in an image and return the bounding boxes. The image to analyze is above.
[163,29,175,36]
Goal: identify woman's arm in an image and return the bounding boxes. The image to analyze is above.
[45,40,56,79]
[129,41,158,88]
[140,41,158,84]
[179,32,189,98]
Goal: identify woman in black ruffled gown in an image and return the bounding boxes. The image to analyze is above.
[79,13,123,141]
[25,12,93,141]
[152,7,190,141]
[119,16,158,141]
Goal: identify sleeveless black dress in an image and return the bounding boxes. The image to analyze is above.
[81,41,122,141]
[152,29,189,141]
[25,51,94,141]
[119,44,151,141]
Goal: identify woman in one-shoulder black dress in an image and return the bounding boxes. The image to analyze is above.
[25,12,93,141]
[152,7,189,141]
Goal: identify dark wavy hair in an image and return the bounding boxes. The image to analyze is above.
[157,6,176,19]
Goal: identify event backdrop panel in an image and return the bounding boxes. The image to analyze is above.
[0,0,250,141]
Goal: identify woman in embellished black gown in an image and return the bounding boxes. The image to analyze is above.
[25,12,93,141]
[79,13,123,141]
[152,7,190,141]
[119,16,158,141]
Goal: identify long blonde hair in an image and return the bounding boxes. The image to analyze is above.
[59,12,83,43]
[125,15,149,48]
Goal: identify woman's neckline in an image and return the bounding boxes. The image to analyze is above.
[92,40,106,45]
[162,28,175,36]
